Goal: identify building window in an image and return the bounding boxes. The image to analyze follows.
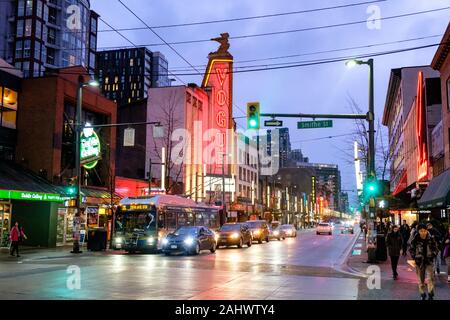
[18,0,25,16]
[23,40,31,58]
[36,0,42,18]
[16,20,24,37]
[15,40,23,58]
[130,59,134,67]
[25,19,32,36]
[25,0,33,16]
[114,76,118,83]
[105,77,109,84]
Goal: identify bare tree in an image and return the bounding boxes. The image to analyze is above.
[335,96,391,181]
[151,90,184,194]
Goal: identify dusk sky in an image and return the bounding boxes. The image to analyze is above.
[90,0,450,206]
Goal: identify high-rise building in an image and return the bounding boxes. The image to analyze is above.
[96,48,169,105]
[0,0,98,78]
[289,149,308,164]
[260,128,291,168]
[295,162,342,212]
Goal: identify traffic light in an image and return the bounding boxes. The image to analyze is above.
[363,178,381,200]
[65,177,77,196]
[247,102,260,129]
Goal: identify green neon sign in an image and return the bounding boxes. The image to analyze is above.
[81,127,101,170]
[0,190,65,202]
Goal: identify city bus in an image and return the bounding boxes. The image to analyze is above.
[113,195,220,253]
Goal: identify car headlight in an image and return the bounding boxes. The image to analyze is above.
[253,229,261,235]
[287,230,292,234]
[115,237,123,244]
[273,231,279,236]
[162,238,169,246]
[230,233,239,239]
[184,237,194,246]
[214,232,219,241]
[147,237,155,245]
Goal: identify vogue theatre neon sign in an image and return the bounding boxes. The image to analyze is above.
[203,59,233,174]
[416,71,428,181]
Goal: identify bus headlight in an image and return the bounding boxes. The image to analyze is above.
[115,237,123,244]
[147,237,155,245]
[184,237,194,246]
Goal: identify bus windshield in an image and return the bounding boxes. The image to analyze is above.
[116,211,156,233]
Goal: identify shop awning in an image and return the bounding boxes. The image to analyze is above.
[417,169,450,209]
[0,161,66,202]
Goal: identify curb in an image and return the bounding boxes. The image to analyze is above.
[333,229,368,278]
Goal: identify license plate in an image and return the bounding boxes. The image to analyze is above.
[170,245,177,249]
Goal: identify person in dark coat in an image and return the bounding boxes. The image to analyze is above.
[386,225,403,280]
[399,220,410,256]
[427,223,442,274]
[409,224,439,300]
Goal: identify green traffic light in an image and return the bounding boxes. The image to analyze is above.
[369,185,375,191]
[249,119,257,128]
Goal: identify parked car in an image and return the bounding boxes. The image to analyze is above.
[246,220,270,243]
[269,225,285,240]
[316,223,333,235]
[216,223,252,248]
[279,224,297,238]
[161,226,216,256]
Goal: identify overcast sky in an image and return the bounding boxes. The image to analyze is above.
[91,0,450,206]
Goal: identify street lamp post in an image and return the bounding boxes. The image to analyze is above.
[72,75,99,254]
[347,58,377,262]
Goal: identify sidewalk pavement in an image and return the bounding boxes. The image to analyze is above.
[345,232,450,300]
[0,244,112,262]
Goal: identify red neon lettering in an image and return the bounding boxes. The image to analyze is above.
[216,111,226,128]
[216,68,227,87]
[216,90,227,106]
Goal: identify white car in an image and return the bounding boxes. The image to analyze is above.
[316,223,333,235]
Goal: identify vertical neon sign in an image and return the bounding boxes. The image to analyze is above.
[416,71,428,181]
[202,59,233,175]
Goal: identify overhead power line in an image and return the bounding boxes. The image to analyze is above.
[1,42,443,77]
[94,6,450,49]
[97,0,387,32]
[116,0,202,79]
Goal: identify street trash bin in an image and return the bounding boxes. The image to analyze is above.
[87,228,107,251]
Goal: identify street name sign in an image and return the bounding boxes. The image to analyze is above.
[264,119,283,127]
[297,120,333,129]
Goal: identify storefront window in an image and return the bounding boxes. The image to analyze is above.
[0,202,12,248]
[1,87,18,130]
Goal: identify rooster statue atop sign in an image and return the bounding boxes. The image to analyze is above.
[210,33,230,55]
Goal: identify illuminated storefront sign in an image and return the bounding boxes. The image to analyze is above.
[202,58,233,175]
[416,71,428,181]
[81,127,101,169]
[0,190,65,202]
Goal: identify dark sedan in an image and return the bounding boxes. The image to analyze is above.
[161,226,217,256]
[216,223,252,248]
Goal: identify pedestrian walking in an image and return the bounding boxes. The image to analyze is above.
[409,224,439,300]
[427,223,442,275]
[386,225,403,280]
[400,220,410,256]
[408,221,418,247]
[9,222,25,257]
[443,226,450,283]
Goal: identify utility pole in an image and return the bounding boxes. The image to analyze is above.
[222,153,226,225]
[148,158,152,195]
